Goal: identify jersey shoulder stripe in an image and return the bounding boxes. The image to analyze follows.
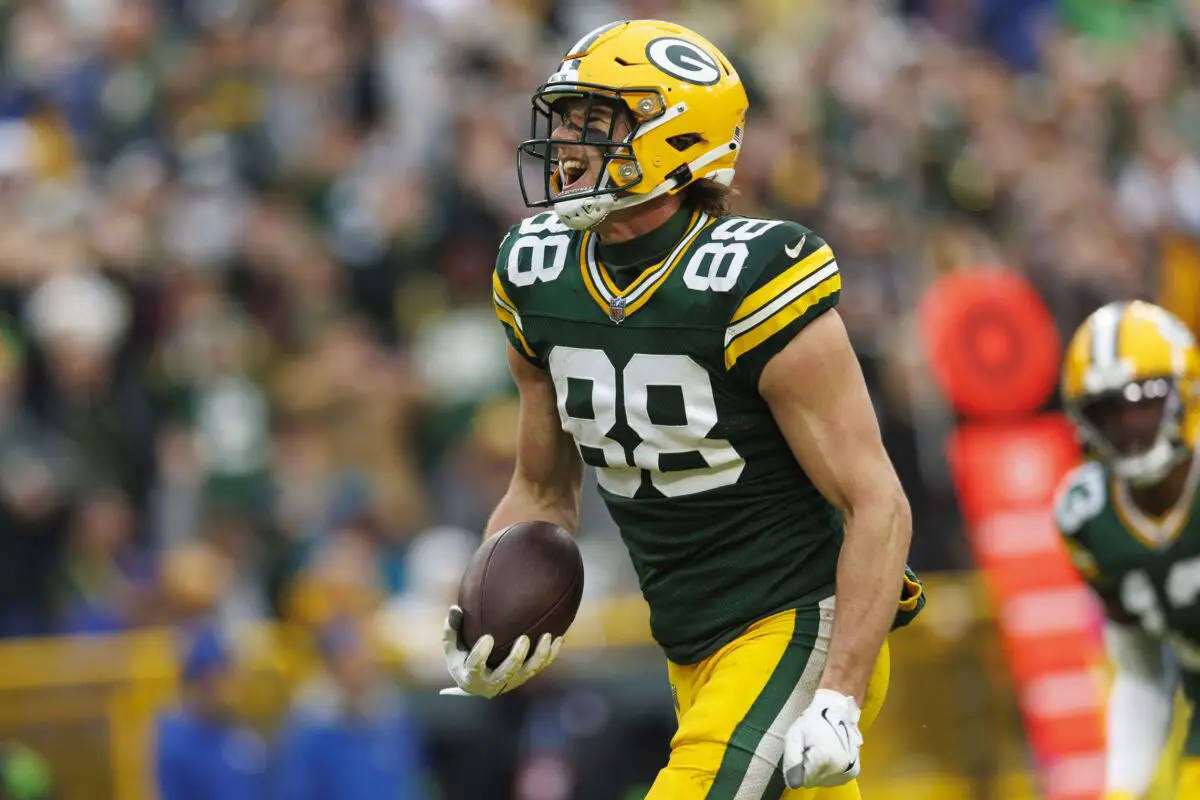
[723,242,840,370]
[492,270,534,358]
[729,241,835,324]
[494,216,572,364]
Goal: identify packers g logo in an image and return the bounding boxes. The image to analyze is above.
[645,37,720,86]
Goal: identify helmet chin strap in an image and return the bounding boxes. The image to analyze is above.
[553,139,740,231]
[553,165,653,231]
[553,191,616,231]
[554,182,669,231]
[1113,437,1185,486]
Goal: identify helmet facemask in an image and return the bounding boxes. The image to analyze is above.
[1070,377,1188,486]
[517,84,683,230]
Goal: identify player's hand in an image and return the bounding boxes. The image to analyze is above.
[782,689,863,788]
[439,605,563,698]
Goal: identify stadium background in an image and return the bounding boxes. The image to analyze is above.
[0,0,1198,797]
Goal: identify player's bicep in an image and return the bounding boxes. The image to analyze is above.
[758,310,903,518]
[508,343,582,494]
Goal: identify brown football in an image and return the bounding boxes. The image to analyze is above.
[457,521,584,669]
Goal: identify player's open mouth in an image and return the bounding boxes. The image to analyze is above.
[559,159,592,193]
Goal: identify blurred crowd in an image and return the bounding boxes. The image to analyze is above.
[0,0,1197,649]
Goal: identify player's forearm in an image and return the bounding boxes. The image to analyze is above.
[485,470,581,537]
[491,345,584,538]
[819,488,911,704]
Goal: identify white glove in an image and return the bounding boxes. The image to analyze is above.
[782,689,863,788]
[439,605,563,698]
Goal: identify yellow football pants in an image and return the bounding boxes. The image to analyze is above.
[1139,688,1193,800]
[647,599,890,800]
[1176,758,1200,799]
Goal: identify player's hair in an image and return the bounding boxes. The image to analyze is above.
[683,178,735,217]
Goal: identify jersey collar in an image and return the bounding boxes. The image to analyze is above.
[596,206,696,273]
[1112,448,1200,549]
[579,210,710,323]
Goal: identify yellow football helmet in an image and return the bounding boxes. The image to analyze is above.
[1062,301,1200,484]
[517,19,748,230]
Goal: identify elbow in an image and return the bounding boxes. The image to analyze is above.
[892,486,913,549]
[878,483,913,556]
[563,482,582,531]
[547,485,580,532]
[844,476,911,550]
[511,469,581,532]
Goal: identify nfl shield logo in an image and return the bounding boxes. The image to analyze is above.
[608,296,626,323]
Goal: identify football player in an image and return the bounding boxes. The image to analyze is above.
[441,20,925,798]
[1055,301,1200,800]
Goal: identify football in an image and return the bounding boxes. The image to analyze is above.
[457,521,585,669]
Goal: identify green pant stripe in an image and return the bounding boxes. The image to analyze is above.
[1181,672,1200,756]
[706,604,823,800]
[763,768,786,798]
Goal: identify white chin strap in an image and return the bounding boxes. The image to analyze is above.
[554,189,617,231]
[552,135,739,231]
[1113,437,1183,486]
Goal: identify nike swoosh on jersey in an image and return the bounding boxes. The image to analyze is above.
[785,234,808,259]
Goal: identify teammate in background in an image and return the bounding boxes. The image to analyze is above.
[441,20,924,798]
[1054,301,1200,800]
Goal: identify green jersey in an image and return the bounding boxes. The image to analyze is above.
[492,206,847,663]
[1055,455,1200,749]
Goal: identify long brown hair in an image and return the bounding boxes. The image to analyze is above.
[683,178,735,217]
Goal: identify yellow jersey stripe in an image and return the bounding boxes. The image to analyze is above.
[724,268,841,369]
[492,271,518,310]
[491,275,534,357]
[579,212,709,320]
[615,210,702,300]
[730,245,833,324]
[578,233,611,316]
[493,297,534,357]
[726,261,839,344]
[583,210,704,305]
[492,287,520,322]
[625,214,713,315]
[1110,452,1200,549]
[582,231,620,301]
[597,252,622,296]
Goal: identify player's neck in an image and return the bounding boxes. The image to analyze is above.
[1128,454,1194,518]
[595,195,685,245]
[596,204,693,276]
